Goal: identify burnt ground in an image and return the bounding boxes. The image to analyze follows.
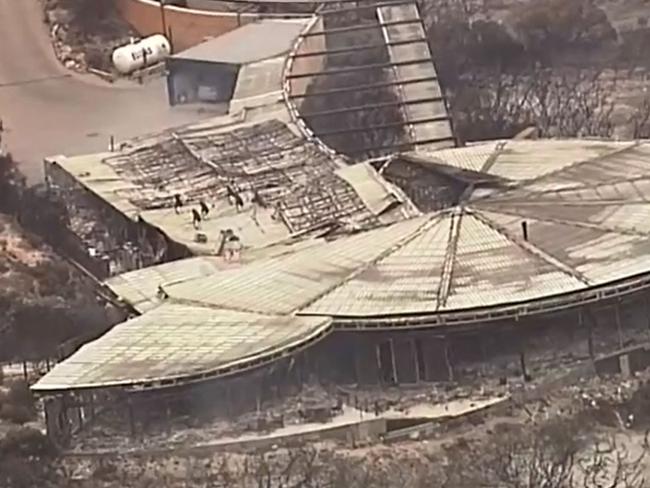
[0,213,116,364]
[38,369,650,487]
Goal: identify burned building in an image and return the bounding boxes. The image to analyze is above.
[31,0,650,450]
[45,113,417,278]
[34,137,650,446]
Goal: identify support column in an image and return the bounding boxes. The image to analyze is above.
[413,338,425,383]
[389,339,397,384]
[89,393,95,422]
[375,342,383,385]
[519,350,528,382]
[76,401,84,431]
[645,294,650,333]
[615,301,624,349]
[127,399,136,438]
[444,338,454,382]
[159,0,167,35]
[583,309,595,362]
[354,347,361,385]
[61,393,70,430]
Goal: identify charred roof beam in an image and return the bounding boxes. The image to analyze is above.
[286,58,434,79]
[318,0,422,15]
[288,75,438,99]
[300,95,445,118]
[343,136,456,154]
[290,38,428,58]
[315,116,451,136]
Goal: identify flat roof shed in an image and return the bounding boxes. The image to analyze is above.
[166,19,308,105]
[172,19,308,65]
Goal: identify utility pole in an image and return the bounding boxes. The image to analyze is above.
[159,0,167,37]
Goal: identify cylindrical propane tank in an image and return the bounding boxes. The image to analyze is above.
[112,34,171,75]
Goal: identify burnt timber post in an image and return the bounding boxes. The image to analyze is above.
[614,301,624,349]
[443,337,454,382]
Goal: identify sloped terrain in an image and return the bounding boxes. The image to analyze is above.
[0,213,115,363]
[41,0,136,72]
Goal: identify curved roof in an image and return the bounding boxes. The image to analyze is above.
[161,138,650,321]
[35,138,650,392]
[32,304,332,391]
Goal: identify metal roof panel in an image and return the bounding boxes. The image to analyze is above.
[32,303,332,391]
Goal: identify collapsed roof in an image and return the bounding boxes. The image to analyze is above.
[33,138,650,392]
[47,115,418,256]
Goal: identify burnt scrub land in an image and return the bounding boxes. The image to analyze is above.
[302,0,650,151]
[5,372,650,487]
[424,0,650,141]
[0,153,128,486]
[0,152,122,373]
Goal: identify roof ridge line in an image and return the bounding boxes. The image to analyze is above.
[164,297,283,317]
[482,199,650,206]
[520,140,643,187]
[481,170,650,205]
[295,213,446,314]
[435,208,463,310]
[469,208,592,286]
[475,205,650,238]
[471,141,643,204]
[478,140,508,174]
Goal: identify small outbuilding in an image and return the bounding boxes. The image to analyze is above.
[165,19,307,106]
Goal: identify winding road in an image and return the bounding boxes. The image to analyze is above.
[0,0,208,182]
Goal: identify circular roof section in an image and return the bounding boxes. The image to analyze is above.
[162,138,650,325]
[306,139,650,320]
[34,138,650,392]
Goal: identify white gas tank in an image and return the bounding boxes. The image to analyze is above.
[112,34,171,75]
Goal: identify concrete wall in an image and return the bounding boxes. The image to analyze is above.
[114,0,257,52]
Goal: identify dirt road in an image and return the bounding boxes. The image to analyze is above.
[0,0,209,182]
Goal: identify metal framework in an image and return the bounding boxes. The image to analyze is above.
[290,37,427,58]
[315,115,451,136]
[285,58,434,79]
[287,75,438,99]
[300,96,446,118]
[283,0,455,158]
[342,135,455,154]
[301,18,421,37]
[318,0,419,14]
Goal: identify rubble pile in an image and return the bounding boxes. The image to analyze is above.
[41,0,136,73]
